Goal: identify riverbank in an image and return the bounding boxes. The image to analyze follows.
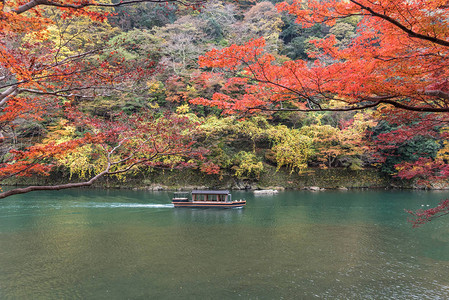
[6,164,444,191]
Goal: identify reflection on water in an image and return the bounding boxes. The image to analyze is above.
[173,207,244,225]
[0,189,449,299]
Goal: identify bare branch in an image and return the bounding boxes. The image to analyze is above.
[0,85,18,107]
[425,90,449,101]
[0,169,108,199]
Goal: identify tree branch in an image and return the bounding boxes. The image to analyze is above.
[0,85,18,108]
[0,169,108,199]
[13,0,205,14]
[350,0,449,47]
[425,90,449,101]
[250,96,449,113]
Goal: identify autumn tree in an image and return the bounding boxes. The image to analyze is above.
[300,112,374,169]
[192,0,448,115]
[0,0,207,198]
[193,0,449,113]
[192,0,449,225]
[0,110,206,198]
[152,15,209,75]
[267,124,312,173]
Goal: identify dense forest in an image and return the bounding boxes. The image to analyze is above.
[1,0,449,220]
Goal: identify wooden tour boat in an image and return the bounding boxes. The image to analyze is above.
[172,190,246,208]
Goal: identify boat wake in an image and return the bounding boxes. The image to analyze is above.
[72,203,174,209]
[0,202,174,211]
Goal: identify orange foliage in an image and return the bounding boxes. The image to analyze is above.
[194,0,449,114]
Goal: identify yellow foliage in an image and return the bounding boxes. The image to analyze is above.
[232,151,264,179]
[437,127,449,160]
[40,119,107,179]
[199,116,235,137]
[59,144,107,179]
[42,119,76,145]
[299,112,375,167]
[268,125,313,173]
[147,81,163,92]
[176,104,190,114]
[45,8,119,60]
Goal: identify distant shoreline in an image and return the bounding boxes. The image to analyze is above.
[4,166,449,192]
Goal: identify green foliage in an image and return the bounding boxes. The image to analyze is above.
[372,122,441,175]
[347,157,364,171]
[280,17,329,59]
[110,3,178,31]
[327,22,356,48]
[146,81,168,108]
[107,29,164,61]
[208,144,233,169]
[282,36,309,60]
[382,137,440,175]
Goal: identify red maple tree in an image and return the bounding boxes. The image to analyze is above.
[0,0,207,198]
[194,0,449,112]
[192,0,449,225]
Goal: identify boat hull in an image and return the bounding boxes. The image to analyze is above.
[172,200,246,208]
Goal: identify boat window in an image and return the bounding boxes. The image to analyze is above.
[191,192,231,201]
[173,192,189,199]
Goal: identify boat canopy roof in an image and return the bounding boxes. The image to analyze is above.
[192,190,230,195]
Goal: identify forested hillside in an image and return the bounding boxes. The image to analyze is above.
[1,0,449,199]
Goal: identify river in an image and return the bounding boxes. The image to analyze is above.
[1,189,449,299]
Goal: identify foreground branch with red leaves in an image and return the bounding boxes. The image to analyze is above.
[406,200,449,228]
[0,111,206,199]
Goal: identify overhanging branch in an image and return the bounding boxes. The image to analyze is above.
[0,169,108,199]
[350,0,449,47]
[249,96,449,113]
[13,0,206,14]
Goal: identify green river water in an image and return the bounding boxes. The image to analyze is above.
[1,189,449,299]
